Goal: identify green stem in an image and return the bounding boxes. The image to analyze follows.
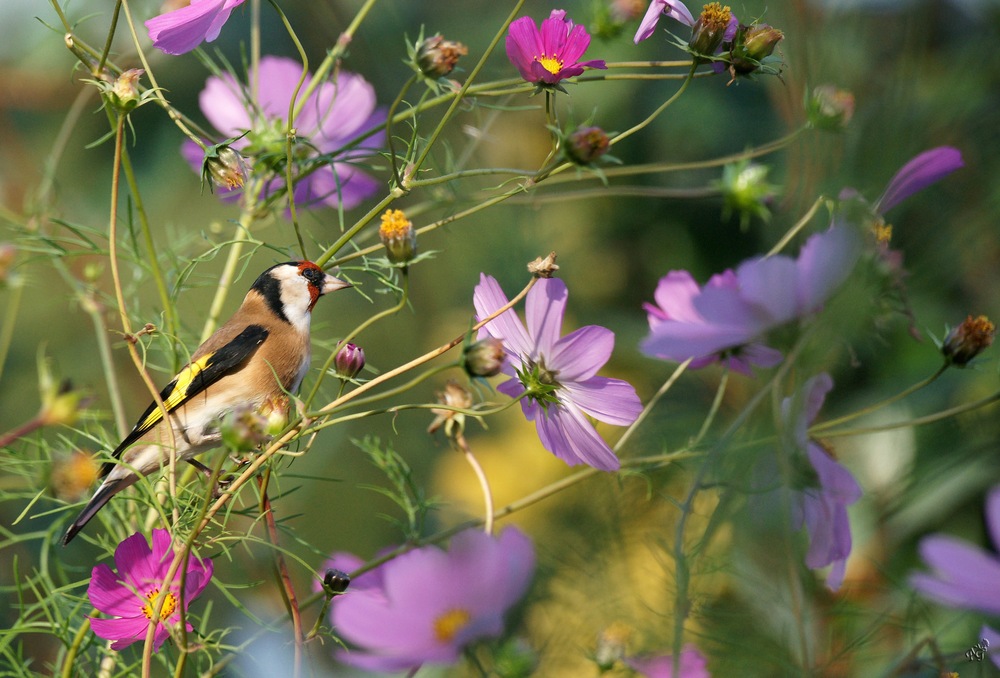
[615,359,690,454]
[318,362,455,415]
[97,0,122,76]
[610,62,697,148]
[692,368,729,447]
[386,74,418,191]
[810,363,949,434]
[0,279,24,385]
[60,617,92,678]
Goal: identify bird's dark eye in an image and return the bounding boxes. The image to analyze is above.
[301,266,323,284]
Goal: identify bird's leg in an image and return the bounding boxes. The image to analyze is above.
[185,458,236,498]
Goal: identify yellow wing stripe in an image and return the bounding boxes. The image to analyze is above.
[136,353,214,431]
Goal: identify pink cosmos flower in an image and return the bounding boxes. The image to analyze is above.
[641,225,861,372]
[146,0,245,56]
[910,485,1000,616]
[474,275,642,471]
[183,55,382,211]
[626,644,711,677]
[785,373,861,590]
[634,0,695,43]
[330,528,535,672]
[506,9,607,85]
[87,529,213,651]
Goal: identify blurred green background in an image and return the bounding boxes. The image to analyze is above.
[2,0,1000,675]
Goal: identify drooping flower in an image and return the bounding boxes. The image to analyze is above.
[474,275,642,471]
[182,56,382,211]
[626,645,711,677]
[330,527,535,672]
[910,485,1000,617]
[506,10,607,86]
[87,529,214,651]
[784,374,861,590]
[641,225,861,373]
[634,0,695,43]
[146,0,246,56]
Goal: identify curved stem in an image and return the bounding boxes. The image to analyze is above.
[767,195,826,257]
[461,442,494,535]
[610,62,697,148]
[386,74,418,190]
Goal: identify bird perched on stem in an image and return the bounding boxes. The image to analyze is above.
[62,261,350,545]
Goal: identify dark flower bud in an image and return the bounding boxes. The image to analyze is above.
[379,209,417,265]
[416,34,468,79]
[463,337,506,378]
[689,3,733,58]
[566,125,611,166]
[943,315,995,366]
[322,568,351,596]
[334,342,366,380]
[806,85,855,131]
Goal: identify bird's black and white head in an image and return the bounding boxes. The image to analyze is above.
[251,261,351,330]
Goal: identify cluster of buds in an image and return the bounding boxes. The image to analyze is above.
[942,315,995,367]
[727,22,784,76]
[681,4,783,81]
[379,209,418,265]
[688,2,734,59]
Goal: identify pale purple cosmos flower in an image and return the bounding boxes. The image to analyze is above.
[87,529,213,651]
[331,527,535,672]
[183,55,382,211]
[785,373,861,590]
[626,645,711,677]
[146,0,245,56]
[634,0,695,43]
[910,485,1000,616]
[875,146,964,213]
[641,224,861,372]
[506,10,607,85]
[474,275,642,471]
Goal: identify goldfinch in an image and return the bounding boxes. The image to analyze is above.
[62,261,350,545]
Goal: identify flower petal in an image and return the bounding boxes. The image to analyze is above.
[145,0,244,56]
[547,324,612,381]
[911,535,1000,614]
[794,225,861,314]
[877,146,964,213]
[474,275,534,359]
[562,376,641,426]
[536,402,621,470]
[525,278,567,357]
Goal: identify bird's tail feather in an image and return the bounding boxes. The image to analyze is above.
[61,477,134,546]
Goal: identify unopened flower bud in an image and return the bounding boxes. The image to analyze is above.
[716,159,778,228]
[334,342,366,380]
[50,450,101,502]
[322,568,351,596]
[108,68,144,113]
[729,23,783,75]
[260,395,291,436]
[40,379,87,427]
[427,380,474,438]
[220,405,271,451]
[566,126,611,166]
[203,144,250,191]
[379,209,418,265]
[416,34,468,79]
[463,337,506,377]
[943,315,995,366]
[527,251,559,278]
[689,3,733,58]
[594,621,633,671]
[807,85,855,131]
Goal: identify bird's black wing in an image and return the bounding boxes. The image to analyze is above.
[101,324,269,475]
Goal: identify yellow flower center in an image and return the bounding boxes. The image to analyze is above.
[873,221,893,245]
[536,55,564,75]
[141,588,178,621]
[379,209,413,239]
[700,2,732,28]
[433,608,472,643]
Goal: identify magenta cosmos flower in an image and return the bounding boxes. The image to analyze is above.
[330,527,535,672]
[634,0,695,43]
[183,55,382,211]
[785,373,861,590]
[506,9,607,85]
[626,645,711,677]
[474,275,642,471]
[146,0,245,56]
[910,485,1000,616]
[641,225,861,373]
[87,529,213,651]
